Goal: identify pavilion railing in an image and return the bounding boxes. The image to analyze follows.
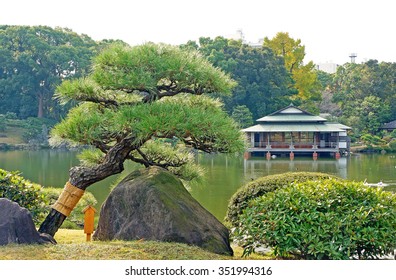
[252,142,339,149]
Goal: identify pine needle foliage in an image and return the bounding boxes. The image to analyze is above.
[52,43,245,180]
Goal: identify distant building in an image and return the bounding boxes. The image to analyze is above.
[380,120,396,132]
[226,30,264,48]
[316,62,339,74]
[242,104,351,159]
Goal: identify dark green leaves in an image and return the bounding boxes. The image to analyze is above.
[0,168,48,224]
[0,25,97,119]
[232,178,396,259]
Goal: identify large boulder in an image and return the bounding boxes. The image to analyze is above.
[0,198,55,245]
[93,167,233,255]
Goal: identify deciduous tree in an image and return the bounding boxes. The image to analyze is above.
[332,60,395,135]
[263,32,322,109]
[0,26,97,119]
[182,37,294,120]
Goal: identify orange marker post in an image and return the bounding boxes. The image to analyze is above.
[83,205,96,242]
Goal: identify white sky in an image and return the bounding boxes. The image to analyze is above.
[1,0,395,65]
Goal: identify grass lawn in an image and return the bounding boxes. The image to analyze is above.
[0,229,271,260]
[0,126,25,145]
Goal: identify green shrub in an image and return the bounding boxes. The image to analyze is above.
[0,168,97,227]
[361,134,386,146]
[21,117,55,142]
[0,115,6,132]
[0,169,48,223]
[232,179,396,259]
[389,140,396,152]
[41,187,97,228]
[226,172,339,226]
[5,112,17,119]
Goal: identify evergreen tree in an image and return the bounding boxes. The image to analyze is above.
[39,43,245,236]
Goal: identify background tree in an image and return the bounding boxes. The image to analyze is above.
[0,25,97,120]
[316,70,341,118]
[263,32,322,112]
[182,37,294,121]
[332,60,395,136]
[39,43,245,236]
[231,105,253,128]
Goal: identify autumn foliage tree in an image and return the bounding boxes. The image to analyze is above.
[38,43,245,236]
[264,32,322,111]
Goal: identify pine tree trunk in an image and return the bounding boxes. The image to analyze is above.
[38,209,67,237]
[38,136,136,237]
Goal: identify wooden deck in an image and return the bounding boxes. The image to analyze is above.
[247,147,340,153]
[247,142,340,153]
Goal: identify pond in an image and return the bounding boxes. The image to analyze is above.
[0,150,395,221]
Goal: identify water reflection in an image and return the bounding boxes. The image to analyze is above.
[190,153,395,220]
[0,150,395,221]
[243,157,348,180]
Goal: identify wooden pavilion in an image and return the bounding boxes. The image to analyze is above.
[242,104,351,159]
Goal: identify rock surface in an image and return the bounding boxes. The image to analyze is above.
[93,167,233,255]
[0,198,56,245]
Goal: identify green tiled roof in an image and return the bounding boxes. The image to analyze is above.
[257,115,327,122]
[244,104,351,133]
[242,123,350,132]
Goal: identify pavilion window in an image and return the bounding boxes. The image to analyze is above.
[300,132,314,143]
[270,132,283,142]
[284,132,295,143]
[291,132,299,143]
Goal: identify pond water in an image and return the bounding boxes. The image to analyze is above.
[0,150,395,221]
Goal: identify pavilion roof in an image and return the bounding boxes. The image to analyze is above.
[256,104,327,123]
[244,104,350,132]
[242,123,350,133]
[381,120,396,130]
[257,114,327,122]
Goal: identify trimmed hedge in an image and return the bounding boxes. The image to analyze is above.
[0,168,97,227]
[232,178,396,259]
[0,168,48,223]
[226,172,340,226]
